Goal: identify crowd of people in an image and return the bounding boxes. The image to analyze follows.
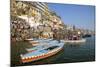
[11,16,31,41]
[11,16,65,42]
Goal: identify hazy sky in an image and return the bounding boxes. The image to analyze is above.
[48,3,95,31]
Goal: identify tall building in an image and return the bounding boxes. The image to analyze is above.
[11,1,64,41]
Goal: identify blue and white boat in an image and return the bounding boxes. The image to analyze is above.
[20,40,64,63]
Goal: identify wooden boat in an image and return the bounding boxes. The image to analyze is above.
[82,34,92,38]
[64,35,86,43]
[20,40,64,63]
[64,39,86,43]
[25,38,34,41]
[27,38,53,46]
[29,41,39,46]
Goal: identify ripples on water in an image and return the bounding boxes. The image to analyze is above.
[11,36,95,66]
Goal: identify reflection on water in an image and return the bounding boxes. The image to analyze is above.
[11,36,95,66]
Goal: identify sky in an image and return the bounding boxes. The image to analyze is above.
[47,3,95,31]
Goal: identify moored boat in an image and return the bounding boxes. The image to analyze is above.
[82,34,92,38]
[20,40,64,63]
[64,38,86,43]
[64,35,86,43]
[27,38,53,46]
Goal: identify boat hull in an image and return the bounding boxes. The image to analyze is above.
[21,47,63,63]
[64,39,86,43]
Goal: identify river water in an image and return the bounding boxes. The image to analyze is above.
[11,36,95,66]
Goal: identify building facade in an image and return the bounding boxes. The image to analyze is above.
[11,0,64,41]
